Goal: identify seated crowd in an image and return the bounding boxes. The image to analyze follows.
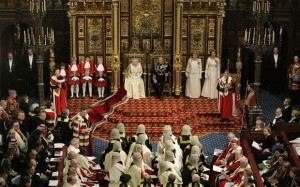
[0,89,300,187]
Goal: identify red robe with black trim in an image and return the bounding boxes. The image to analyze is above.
[81,61,94,83]
[219,167,244,187]
[94,64,107,87]
[71,114,90,147]
[68,64,81,85]
[218,76,236,119]
[50,76,67,116]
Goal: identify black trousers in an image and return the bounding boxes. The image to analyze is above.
[153,76,165,98]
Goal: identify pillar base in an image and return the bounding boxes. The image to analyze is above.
[249,105,263,129]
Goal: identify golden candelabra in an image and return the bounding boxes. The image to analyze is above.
[245,0,282,127]
[24,0,55,107]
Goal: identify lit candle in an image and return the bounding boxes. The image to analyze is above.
[46,27,49,37]
[41,2,44,12]
[24,30,26,43]
[248,28,251,43]
[44,0,46,11]
[244,29,247,42]
[268,29,271,45]
[41,27,44,37]
[31,28,34,36]
[52,30,55,41]
[39,35,41,45]
[272,30,275,43]
[33,35,35,45]
[253,28,256,44]
[280,27,283,35]
[44,35,46,45]
[254,1,256,12]
[258,34,261,45]
[253,1,255,12]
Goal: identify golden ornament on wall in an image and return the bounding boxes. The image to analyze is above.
[190,18,206,54]
[78,40,85,55]
[77,18,85,38]
[164,18,173,37]
[106,40,113,54]
[106,18,112,37]
[165,0,172,12]
[208,40,215,54]
[208,18,215,38]
[121,0,129,12]
[87,18,103,53]
[132,0,161,36]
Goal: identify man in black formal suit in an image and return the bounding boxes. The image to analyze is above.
[1,52,17,96]
[24,48,38,97]
[268,47,283,94]
[271,108,285,129]
[282,98,292,122]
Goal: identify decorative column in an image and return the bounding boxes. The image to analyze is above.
[173,0,183,96]
[235,47,242,101]
[67,0,77,58]
[49,48,55,77]
[111,0,121,93]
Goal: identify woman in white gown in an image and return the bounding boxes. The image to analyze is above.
[201,50,220,99]
[185,53,202,98]
[124,58,146,99]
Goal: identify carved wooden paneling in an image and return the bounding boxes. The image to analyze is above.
[105,18,112,37]
[208,18,215,38]
[77,18,85,38]
[121,17,129,36]
[87,18,102,53]
[208,40,215,53]
[106,40,112,54]
[121,0,129,12]
[164,17,173,37]
[78,40,85,55]
[182,18,188,37]
[165,0,173,12]
[164,39,172,53]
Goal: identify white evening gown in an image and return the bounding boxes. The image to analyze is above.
[124,63,146,99]
[201,57,220,99]
[185,58,202,98]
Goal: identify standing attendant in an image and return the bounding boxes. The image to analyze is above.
[94,57,107,99]
[288,55,300,105]
[202,49,220,99]
[1,52,17,95]
[68,57,81,99]
[217,70,237,122]
[268,47,282,94]
[124,58,145,99]
[151,57,171,100]
[81,56,94,98]
[185,53,202,98]
[50,69,67,116]
[24,48,37,97]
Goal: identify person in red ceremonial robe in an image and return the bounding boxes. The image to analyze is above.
[6,89,19,115]
[217,157,251,187]
[81,56,94,98]
[94,56,107,99]
[68,57,81,99]
[50,69,67,116]
[217,70,237,122]
[71,107,91,152]
[44,101,56,130]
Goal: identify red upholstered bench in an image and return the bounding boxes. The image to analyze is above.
[56,145,67,187]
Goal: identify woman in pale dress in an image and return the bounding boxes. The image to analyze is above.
[201,49,220,99]
[124,58,146,99]
[185,53,202,98]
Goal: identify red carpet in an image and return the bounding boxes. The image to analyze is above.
[91,97,243,142]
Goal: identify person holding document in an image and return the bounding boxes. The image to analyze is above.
[253,127,276,163]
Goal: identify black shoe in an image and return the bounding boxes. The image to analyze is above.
[221,118,226,122]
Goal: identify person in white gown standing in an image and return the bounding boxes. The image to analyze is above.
[201,49,220,99]
[124,58,146,99]
[185,53,202,98]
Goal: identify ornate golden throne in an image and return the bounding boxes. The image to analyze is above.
[123,37,147,89]
[148,43,172,96]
